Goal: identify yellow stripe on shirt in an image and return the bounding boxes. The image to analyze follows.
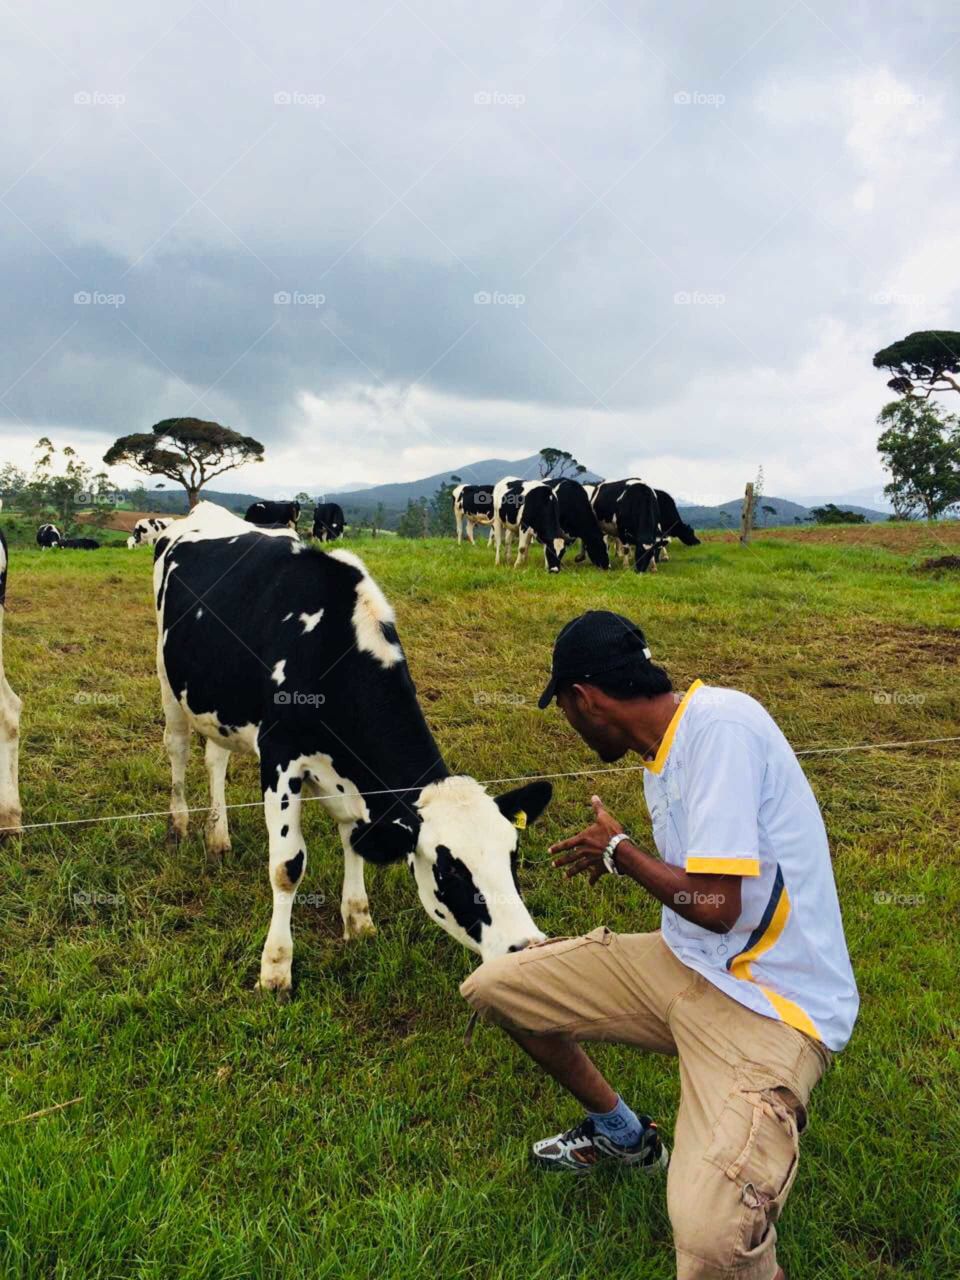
[729,881,823,1042]
[686,856,761,877]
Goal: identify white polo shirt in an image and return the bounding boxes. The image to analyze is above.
[642,681,859,1051]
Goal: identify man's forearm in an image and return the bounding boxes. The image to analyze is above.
[613,840,739,933]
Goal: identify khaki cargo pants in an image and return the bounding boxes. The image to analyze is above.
[460,928,832,1280]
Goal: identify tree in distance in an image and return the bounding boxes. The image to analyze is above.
[103,418,264,510]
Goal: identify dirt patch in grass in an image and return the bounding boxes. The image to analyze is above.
[712,521,960,554]
[77,510,172,532]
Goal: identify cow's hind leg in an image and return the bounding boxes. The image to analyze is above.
[0,672,21,838]
[338,822,376,939]
[161,681,191,844]
[203,737,232,865]
[258,759,306,998]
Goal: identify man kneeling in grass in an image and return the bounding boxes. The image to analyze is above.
[461,611,859,1280]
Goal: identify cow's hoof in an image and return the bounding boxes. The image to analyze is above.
[343,915,377,941]
[166,817,187,846]
[256,960,293,999]
[0,811,22,840]
[549,567,560,574]
[256,979,292,1004]
[204,838,230,867]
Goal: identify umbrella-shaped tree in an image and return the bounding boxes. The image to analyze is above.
[103,418,264,510]
[873,331,960,399]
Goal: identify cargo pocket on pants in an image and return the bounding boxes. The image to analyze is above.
[705,1083,801,1263]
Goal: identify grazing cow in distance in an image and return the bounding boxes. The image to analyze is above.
[62,537,100,550]
[492,478,565,572]
[591,479,662,573]
[312,503,345,542]
[452,483,496,545]
[0,529,22,838]
[245,500,301,529]
[128,517,174,549]
[36,524,62,549]
[654,489,700,560]
[547,478,609,569]
[154,502,550,996]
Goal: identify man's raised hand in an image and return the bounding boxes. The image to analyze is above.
[550,795,624,884]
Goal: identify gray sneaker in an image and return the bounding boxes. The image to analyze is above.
[532,1115,669,1173]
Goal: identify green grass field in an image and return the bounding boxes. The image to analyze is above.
[1,527,958,1278]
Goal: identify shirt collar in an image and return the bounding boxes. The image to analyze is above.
[643,679,704,774]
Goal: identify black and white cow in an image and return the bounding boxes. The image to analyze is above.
[62,537,100,550]
[452,484,497,545]
[492,478,565,572]
[654,489,700,560]
[245,500,301,529]
[312,503,345,542]
[591,479,662,573]
[154,502,550,996]
[36,524,62,549]
[0,529,21,838]
[128,517,174,549]
[548,479,609,569]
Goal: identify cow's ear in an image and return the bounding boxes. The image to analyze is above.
[350,813,420,864]
[494,780,552,828]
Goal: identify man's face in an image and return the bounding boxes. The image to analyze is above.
[556,684,631,763]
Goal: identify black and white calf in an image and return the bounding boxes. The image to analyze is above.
[548,479,609,569]
[245,500,301,529]
[128,517,174,549]
[591,479,662,572]
[154,502,550,996]
[492,478,565,572]
[36,524,61,549]
[0,530,22,837]
[312,503,345,542]
[452,484,496,545]
[654,489,700,560]
[62,537,100,550]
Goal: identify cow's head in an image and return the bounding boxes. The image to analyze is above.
[409,776,552,958]
[678,523,701,546]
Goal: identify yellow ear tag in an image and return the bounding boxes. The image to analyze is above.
[514,810,528,830]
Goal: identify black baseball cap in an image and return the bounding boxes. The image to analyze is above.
[538,611,653,709]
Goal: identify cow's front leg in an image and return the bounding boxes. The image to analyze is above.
[514,527,533,568]
[203,738,232,865]
[338,822,376,939]
[258,763,306,999]
[0,673,22,838]
[493,517,504,565]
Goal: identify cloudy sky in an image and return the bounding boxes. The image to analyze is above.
[1,0,956,503]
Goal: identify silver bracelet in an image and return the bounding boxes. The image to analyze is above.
[603,832,631,876]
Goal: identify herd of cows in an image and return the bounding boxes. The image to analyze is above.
[0,475,701,990]
[453,477,701,573]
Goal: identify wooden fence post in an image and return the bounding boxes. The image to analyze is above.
[740,482,754,545]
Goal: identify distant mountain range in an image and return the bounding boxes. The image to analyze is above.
[133,456,891,528]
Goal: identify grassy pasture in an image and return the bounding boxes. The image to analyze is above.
[1,524,958,1279]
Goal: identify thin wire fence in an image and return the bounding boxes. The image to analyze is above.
[4,734,959,835]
